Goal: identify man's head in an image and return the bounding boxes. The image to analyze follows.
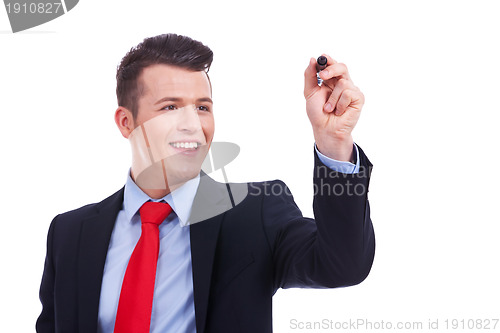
[114,34,215,196]
[116,33,213,121]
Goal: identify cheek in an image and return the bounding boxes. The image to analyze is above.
[201,116,215,141]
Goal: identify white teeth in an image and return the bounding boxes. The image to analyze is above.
[171,142,199,149]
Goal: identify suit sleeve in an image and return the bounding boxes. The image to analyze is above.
[36,215,58,333]
[263,145,375,290]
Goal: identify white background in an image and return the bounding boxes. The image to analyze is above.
[1,1,499,332]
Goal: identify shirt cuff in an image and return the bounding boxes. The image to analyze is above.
[314,143,360,174]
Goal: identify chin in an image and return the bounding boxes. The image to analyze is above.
[166,164,202,187]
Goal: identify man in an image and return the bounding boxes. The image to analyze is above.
[36,33,375,333]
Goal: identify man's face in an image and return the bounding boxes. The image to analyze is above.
[129,64,214,190]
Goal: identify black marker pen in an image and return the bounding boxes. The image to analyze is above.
[316,55,328,85]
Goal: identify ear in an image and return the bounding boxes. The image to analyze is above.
[114,106,135,139]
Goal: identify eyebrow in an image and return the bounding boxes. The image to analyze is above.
[154,97,213,105]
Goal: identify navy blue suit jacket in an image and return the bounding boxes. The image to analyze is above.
[36,148,375,333]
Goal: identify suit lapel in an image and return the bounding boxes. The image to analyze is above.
[77,188,124,333]
[189,173,236,333]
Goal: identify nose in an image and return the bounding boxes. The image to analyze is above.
[176,105,202,133]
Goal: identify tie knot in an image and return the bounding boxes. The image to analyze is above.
[139,201,172,226]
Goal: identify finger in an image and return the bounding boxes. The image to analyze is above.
[319,62,351,82]
[323,78,355,113]
[335,89,357,116]
[304,57,320,98]
[318,54,351,81]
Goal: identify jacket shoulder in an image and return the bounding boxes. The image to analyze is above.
[54,187,124,224]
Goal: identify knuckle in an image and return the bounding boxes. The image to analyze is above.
[338,78,349,87]
[345,89,354,98]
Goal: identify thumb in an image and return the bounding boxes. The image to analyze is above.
[304,57,319,99]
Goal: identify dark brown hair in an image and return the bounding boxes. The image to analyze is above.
[116,33,213,119]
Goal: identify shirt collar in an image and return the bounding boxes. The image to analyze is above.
[123,170,200,227]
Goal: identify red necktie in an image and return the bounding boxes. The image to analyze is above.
[114,201,172,333]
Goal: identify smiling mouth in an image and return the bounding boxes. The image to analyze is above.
[169,142,202,150]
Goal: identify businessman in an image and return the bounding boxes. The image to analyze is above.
[36,33,375,333]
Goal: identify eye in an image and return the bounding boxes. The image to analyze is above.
[161,104,177,111]
[197,105,211,112]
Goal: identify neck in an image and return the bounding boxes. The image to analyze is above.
[142,188,172,199]
[130,170,196,199]
[129,170,171,199]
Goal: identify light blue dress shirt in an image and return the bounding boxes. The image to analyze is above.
[97,174,200,333]
[97,144,359,333]
[315,143,360,173]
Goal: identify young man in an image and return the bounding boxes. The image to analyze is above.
[36,33,375,333]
